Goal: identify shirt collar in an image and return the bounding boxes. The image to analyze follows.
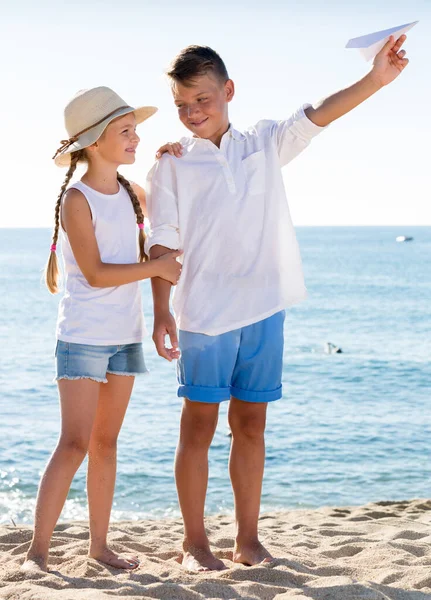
[184,124,246,148]
[227,125,246,142]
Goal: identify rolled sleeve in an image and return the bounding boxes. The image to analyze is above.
[271,104,327,167]
[145,158,180,253]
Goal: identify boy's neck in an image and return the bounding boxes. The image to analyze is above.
[197,118,230,149]
[82,163,120,195]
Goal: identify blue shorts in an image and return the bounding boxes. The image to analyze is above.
[55,341,147,384]
[177,311,285,404]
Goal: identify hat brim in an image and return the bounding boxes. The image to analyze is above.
[54,105,158,167]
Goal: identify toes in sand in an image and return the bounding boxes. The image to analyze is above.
[233,540,274,566]
[89,547,140,570]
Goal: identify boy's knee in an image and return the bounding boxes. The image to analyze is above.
[229,412,266,441]
[181,402,218,447]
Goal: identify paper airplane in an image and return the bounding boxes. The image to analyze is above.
[346,21,418,61]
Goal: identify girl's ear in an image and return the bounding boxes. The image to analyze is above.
[86,142,98,156]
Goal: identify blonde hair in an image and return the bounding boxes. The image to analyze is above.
[45,152,148,294]
[45,150,83,294]
[116,173,148,263]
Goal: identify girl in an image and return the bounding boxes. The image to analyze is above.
[22,86,181,572]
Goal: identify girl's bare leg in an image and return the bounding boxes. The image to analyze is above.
[87,373,139,569]
[23,379,100,572]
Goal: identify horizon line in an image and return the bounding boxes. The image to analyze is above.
[0,225,429,230]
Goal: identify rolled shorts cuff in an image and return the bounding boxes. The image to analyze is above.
[177,384,231,403]
[230,385,282,403]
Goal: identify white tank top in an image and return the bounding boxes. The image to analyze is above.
[56,180,146,345]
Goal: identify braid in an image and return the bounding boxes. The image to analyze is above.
[117,173,148,262]
[45,151,83,294]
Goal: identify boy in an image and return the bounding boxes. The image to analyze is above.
[147,39,408,571]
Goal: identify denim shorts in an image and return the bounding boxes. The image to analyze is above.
[177,311,285,403]
[55,341,148,384]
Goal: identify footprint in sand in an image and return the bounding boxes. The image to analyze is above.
[410,501,431,511]
[414,576,431,589]
[329,510,351,518]
[292,524,313,531]
[319,529,362,537]
[363,510,398,519]
[322,545,365,558]
[375,500,409,508]
[391,542,428,558]
[291,542,318,550]
[393,530,429,541]
[379,571,404,585]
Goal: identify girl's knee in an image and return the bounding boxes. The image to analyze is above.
[88,435,118,458]
[57,435,89,459]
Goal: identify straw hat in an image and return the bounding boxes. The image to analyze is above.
[53,86,158,167]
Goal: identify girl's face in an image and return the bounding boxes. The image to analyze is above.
[90,113,140,166]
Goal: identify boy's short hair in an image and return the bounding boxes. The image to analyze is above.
[167,45,229,86]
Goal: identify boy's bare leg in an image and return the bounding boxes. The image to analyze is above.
[175,398,227,571]
[228,397,274,565]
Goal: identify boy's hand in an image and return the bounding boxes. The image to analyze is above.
[155,142,183,159]
[370,34,409,87]
[153,311,180,361]
[305,33,410,127]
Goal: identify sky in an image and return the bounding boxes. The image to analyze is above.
[1,0,429,227]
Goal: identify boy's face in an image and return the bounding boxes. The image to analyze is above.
[172,73,234,144]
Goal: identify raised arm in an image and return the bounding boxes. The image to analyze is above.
[305,35,409,127]
[62,188,181,287]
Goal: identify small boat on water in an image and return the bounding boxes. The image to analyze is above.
[324,342,343,355]
[396,236,414,242]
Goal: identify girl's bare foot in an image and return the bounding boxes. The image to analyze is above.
[182,543,227,572]
[89,546,140,570]
[233,539,274,566]
[21,555,48,573]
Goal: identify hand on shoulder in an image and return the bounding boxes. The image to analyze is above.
[155,142,183,159]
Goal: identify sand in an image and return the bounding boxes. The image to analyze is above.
[1,499,431,600]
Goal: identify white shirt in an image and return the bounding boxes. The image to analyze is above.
[57,181,145,345]
[146,105,326,336]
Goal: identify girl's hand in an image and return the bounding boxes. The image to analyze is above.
[154,250,182,285]
[155,142,183,159]
[370,34,409,87]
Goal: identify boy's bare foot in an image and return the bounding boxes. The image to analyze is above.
[233,539,274,566]
[21,555,48,573]
[89,547,140,570]
[182,544,227,572]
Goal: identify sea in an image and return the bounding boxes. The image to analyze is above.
[0,227,430,525]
